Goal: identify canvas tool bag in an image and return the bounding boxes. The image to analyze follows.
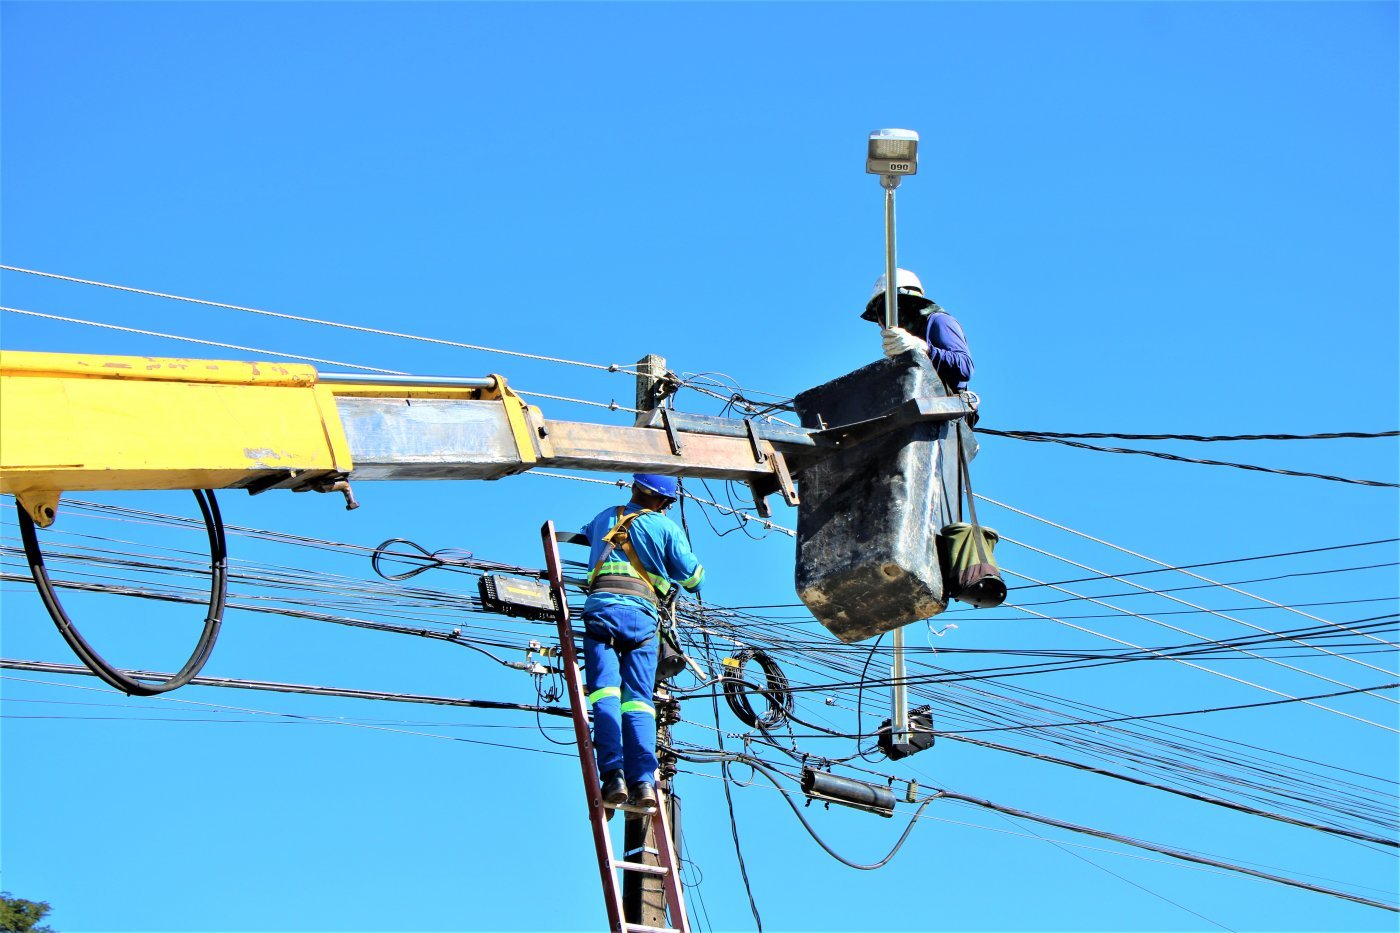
[937,427,1007,609]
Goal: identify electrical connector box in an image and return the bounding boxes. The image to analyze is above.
[479,574,558,621]
[878,704,936,761]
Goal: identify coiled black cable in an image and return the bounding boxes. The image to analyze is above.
[722,647,793,729]
[16,490,228,697]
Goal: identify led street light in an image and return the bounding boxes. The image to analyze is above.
[866,128,919,176]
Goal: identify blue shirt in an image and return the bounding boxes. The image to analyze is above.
[924,312,974,390]
[580,502,705,619]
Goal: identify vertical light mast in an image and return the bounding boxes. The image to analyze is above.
[866,128,920,748]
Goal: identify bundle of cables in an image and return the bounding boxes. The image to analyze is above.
[722,647,794,729]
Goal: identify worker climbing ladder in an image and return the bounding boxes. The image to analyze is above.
[540,521,690,933]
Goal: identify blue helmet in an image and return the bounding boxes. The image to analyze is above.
[632,473,679,501]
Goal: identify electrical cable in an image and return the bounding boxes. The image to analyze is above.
[675,748,937,871]
[700,625,763,932]
[976,429,1398,487]
[982,428,1400,442]
[0,264,636,374]
[15,490,227,697]
[982,495,1400,649]
[947,681,1400,735]
[8,493,1388,879]
[722,648,793,729]
[1007,561,1400,607]
[371,538,479,581]
[990,809,1236,933]
[1000,587,1397,733]
[1008,537,1400,591]
[935,789,1397,912]
[938,732,1397,847]
[0,306,638,414]
[0,658,573,716]
[997,532,1400,687]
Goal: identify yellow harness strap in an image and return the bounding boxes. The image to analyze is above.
[597,506,659,598]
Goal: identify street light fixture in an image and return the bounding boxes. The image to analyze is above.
[866,128,919,186]
[867,127,920,753]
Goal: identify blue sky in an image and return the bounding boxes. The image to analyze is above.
[2,2,1397,932]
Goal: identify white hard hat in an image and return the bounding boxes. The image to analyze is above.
[870,268,924,301]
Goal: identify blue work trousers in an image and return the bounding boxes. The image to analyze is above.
[583,603,659,786]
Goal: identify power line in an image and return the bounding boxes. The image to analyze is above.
[986,810,1236,932]
[950,682,1400,735]
[935,789,1396,912]
[939,731,1398,847]
[1008,538,1399,591]
[982,429,1400,442]
[997,575,1398,733]
[8,498,1388,874]
[1,305,402,372]
[0,264,634,374]
[0,306,639,414]
[976,429,1398,487]
[0,672,578,759]
[680,745,1397,911]
[0,658,572,717]
[1007,561,1399,607]
[980,495,1399,647]
[998,533,1400,684]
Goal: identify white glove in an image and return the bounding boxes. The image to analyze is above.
[881,327,924,358]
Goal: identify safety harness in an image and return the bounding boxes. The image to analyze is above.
[587,507,666,606]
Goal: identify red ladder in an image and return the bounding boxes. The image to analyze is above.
[541,521,690,933]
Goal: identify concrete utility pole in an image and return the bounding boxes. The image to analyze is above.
[624,688,676,928]
[634,353,670,423]
[624,355,677,930]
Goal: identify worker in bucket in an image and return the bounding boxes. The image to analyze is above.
[580,473,705,812]
[861,268,974,392]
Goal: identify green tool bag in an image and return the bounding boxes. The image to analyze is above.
[938,426,1007,609]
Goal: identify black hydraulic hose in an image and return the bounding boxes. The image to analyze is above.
[16,490,228,697]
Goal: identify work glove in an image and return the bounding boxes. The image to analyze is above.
[881,327,925,358]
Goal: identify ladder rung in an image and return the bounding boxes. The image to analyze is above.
[625,925,679,933]
[606,801,658,815]
[614,859,669,876]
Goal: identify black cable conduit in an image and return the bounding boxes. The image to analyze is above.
[16,490,228,696]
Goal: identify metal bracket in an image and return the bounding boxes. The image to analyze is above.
[747,449,799,519]
[16,490,60,528]
[743,419,765,464]
[750,484,773,519]
[658,408,684,456]
[770,450,799,506]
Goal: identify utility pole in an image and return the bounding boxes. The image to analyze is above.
[634,353,671,424]
[624,354,678,931]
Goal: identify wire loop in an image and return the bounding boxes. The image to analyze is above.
[16,490,227,696]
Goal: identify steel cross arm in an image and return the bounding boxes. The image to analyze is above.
[633,396,976,466]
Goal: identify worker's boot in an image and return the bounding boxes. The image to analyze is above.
[629,782,656,811]
[601,770,628,807]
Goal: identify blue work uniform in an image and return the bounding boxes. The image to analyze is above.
[924,312,974,391]
[580,503,705,786]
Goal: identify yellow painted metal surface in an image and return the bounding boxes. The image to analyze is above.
[2,350,320,386]
[489,374,541,465]
[0,351,354,496]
